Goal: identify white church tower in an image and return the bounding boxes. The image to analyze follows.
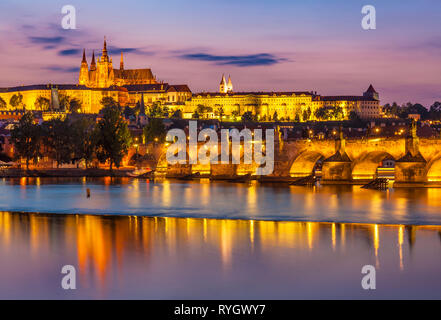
[219,74,233,93]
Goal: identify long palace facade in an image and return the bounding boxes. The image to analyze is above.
[182,77,381,120]
[0,39,381,119]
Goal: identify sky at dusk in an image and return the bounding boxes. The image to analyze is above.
[0,0,440,106]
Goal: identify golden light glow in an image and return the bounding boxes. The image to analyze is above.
[374,224,380,268]
[2,211,441,290]
[398,225,404,271]
[331,223,336,251]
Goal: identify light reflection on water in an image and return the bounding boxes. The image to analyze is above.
[2,177,441,225]
[0,211,441,299]
[1,178,441,299]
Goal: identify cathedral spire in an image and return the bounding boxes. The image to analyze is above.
[103,36,107,52]
[120,51,124,70]
[102,36,109,62]
[82,49,87,63]
[90,50,96,71]
[79,49,89,85]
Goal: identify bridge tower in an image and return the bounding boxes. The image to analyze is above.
[321,127,353,184]
[395,120,427,186]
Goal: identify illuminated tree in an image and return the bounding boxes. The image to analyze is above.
[58,93,70,111]
[35,96,50,111]
[70,117,98,168]
[303,108,312,121]
[0,97,6,109]
[241,111,254,122]
[429,101,441,120]
[100,96,119,109]
[68,98,82,113]
[149,101,163,118]
[215,106,224,120]
[96,105,132,171]
[314,107,329,120]
[333,106,344,120]
[192,110,200,119]
[171,109,183,119]
[143,118,166,144]
[42,118,73,168]
[231,110,240,120]
[10,93,24,109]
[10,112,41,170]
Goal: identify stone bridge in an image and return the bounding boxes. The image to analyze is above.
[137,129,441,187]
[278,136,441,186]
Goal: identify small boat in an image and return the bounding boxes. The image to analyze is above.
[289,175,317,186]
[176,172,201,180]
[127,169,155,178]
[227,173,252,183]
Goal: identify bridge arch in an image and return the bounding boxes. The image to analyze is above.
[426,153,441,182]
[289,151,325,177]
[351,151,395,181]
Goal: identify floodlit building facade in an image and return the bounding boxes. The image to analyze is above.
[183,80,381,120]
[0,39,191,114]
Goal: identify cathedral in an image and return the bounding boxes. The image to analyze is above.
[0,38,191,114]
[79,38,158,88]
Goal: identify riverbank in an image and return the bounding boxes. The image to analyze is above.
[1,168,440,188]
[0,168,135,178]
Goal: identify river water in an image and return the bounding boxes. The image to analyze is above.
[0,177,440,299]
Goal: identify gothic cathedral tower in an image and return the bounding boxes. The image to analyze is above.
[219,74,227,93]
[79,49,89,85]
[97,37,115,88]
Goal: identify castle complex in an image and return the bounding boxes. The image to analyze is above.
[0,38,381,119]
[0,39,191,114]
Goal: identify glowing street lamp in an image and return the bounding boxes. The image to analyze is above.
[134,137,139,159]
